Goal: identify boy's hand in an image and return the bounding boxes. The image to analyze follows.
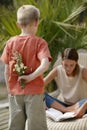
[19,58,49,83]
[18,75,29,83]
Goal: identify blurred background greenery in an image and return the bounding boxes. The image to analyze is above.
[0,0,87,92]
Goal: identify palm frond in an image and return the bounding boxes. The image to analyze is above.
[64,2,87,22]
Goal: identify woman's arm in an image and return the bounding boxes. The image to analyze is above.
[44,67,58,86]
[82,68,87,83]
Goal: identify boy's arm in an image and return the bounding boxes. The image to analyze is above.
[19,57,50,82]
[4,64,9,91]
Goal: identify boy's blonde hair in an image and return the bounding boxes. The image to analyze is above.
[17,5,40,26]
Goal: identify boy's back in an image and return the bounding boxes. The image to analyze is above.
[1,34,51,94]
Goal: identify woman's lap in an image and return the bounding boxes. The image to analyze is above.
[45,93,87,109]
[45,93,68,108]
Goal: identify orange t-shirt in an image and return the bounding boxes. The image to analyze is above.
[1,35,52,95]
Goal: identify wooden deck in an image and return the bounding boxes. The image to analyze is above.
[0,99,9,130]
[0,100,87,130]
[0,108,9,130]
[0,101,27,130]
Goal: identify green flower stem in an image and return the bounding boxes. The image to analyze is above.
[20,79,26,89]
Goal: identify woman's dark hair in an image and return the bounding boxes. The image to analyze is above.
[62,48,78,61]
[61,48,79,76]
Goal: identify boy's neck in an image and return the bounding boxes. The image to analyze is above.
[20,28,35,36]
[20,32,32,36]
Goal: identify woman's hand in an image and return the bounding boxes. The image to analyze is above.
[74,102,87,118]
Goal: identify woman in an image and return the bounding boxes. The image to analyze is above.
[44,48,87,118]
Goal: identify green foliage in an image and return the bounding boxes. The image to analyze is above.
[37,0,87,65]
[0,0,13,7]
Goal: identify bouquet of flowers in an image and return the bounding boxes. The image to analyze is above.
[13,52,27,89]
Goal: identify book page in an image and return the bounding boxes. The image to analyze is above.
[46,108,75,122]
[58,111,75,121]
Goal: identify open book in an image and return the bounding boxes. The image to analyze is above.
[46,108,76,122]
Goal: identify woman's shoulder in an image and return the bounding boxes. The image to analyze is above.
[79,64,87,72]
[81,67,87,81]
[79,64,87,79]
[81,66,87,74]
[55,65,61,70]
[56,65,64,73]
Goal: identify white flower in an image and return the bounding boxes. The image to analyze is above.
[13,52,27,75]
[13,52,27,89]
[17,67,21,73]
[20,63,24,69]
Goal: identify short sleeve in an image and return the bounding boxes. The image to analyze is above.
[0,42,10,64]
[37,39,52,62]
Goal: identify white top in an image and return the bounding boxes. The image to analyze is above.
[56,65,87,105]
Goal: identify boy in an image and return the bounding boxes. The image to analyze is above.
[0,5,52,130]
